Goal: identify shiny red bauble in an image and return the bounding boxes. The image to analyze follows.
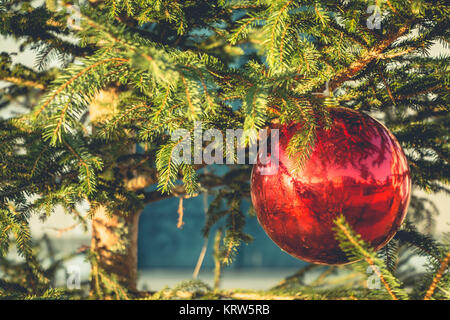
[251,107,411,265]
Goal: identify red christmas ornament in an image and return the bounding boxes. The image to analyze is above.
[251,107,411,265]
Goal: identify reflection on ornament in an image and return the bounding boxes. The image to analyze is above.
[251,108,411,265]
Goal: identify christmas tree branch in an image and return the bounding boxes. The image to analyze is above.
[0,77,45,90]
[142,171,225,204]
[335,218,398,300]
[424,251,450,300]
[34,57,129,118]
[330,24,411,91]
[334,215,409,300]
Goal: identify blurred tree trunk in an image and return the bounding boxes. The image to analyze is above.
[89,88,142,295]
[90,206,141,293]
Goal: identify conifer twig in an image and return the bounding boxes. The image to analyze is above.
[193,186,210,279]
[424,251,450,300]
[177,197,184,229]
[335,219,399,300]
[329,24,410,91]
[34,57,129,118]
[213,229,223,291]
[1,77,45,90]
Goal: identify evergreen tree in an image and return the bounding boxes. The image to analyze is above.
[0,0,448,299]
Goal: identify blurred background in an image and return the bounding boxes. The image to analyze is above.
[1,32,449,293]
